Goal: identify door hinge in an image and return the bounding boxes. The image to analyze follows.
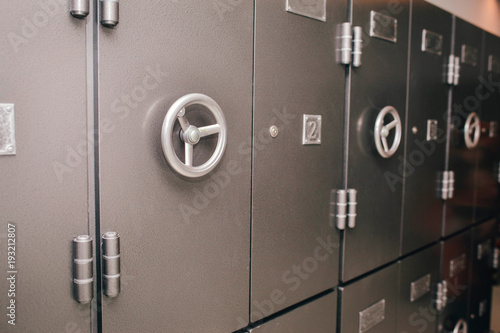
[437,171,455,200]
[331,189,357,230]
[72,235,94,304]
[101,0,119,27]
[494,162,500,184]
[70,0,89,19]
[492,248,499,270]
[337,23,363,68]
[102,232,121,298]
[446,55,460,86]
[433,280,448,312]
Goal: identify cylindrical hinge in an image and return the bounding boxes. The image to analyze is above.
[335,190,347,230]
[70,0,89,19]
[72,235,94,304]
[102,232,121,297]
[336,23,352,65]
[494,162,500,184]
[352,27,363,68]
[446,55,455,85]
[347,189,357,228]
[101,0,119,28]
[493,248,499,270]
[448,171,455,199]
[437,171,449,200]
[453,56,460,86]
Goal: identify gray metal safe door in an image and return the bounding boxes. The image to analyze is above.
[344,0,409,281]
[444,18,483,236]
[339,263,399,333]
[398,244,441,333]
[401,0,451,256]
[475,32,500,222]
[251,0,345,319]
[0,1,91,332]
[97,1,253,332]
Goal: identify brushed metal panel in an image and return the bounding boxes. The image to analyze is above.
[0,1,90,332]
[251,0,345,318]
[398,244,440,333]
[248,291,337,333]
[444,18,483,236]
[437,229,472,333]
[340,263,398,333]
[475,32,500,223]
[469,219,498,333]
[401,0,451,256]
[97,2,253,332]
[343,0,409,281]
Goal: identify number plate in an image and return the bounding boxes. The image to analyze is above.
[410,274,431,302]
[489,55,500,74]
[369,11,397,43]
[0,104,16,156]
[302,114,322,145]
[461,44,479,66]
[421,29,443,55]
[286,0,326,22]
[427,119,438,141]
[359,299,385,333]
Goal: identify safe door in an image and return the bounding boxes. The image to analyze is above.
[339,263,399,333]
[343,0,410,281]
[251,0,345,319]
[437,229,472,333]
[401,0,451,256]
[474,32,500,222]
[0,1,91,332]
[468,219,498,332]
[444,18,483,236]
[398,244,441,333]
[96,1,254,332]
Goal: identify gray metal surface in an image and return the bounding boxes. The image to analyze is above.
[0,0,91,331]
[251,0,345,318]
[340,263,399,333]
[444,18,484,236]
[343,0,410,281]
[97,1,253,332]
[474,32,500,222]
[437,229,472,333]
[398,244,441,333]
[248,291,337,333]
[401,0,451,256]
[468,219,498,333]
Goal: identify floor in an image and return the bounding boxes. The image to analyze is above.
[492,285,500,332]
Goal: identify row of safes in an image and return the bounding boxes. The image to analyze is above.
[242,219,498,333]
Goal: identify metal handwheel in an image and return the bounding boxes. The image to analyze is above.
[374,106,402,158]
[464,112,480,149]
[161,93,227,178]
[452,319,467,333]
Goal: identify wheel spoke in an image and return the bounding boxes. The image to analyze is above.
[177,108,190,132]
[185,143,193,167]
[385,119,398,130]
[382,137,389,152]
[199,124,221,138]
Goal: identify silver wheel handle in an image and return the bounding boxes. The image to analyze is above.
[374,106,402,158]
[161,93,227,178]
[452,319,467,333]
[464,112,480,149]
